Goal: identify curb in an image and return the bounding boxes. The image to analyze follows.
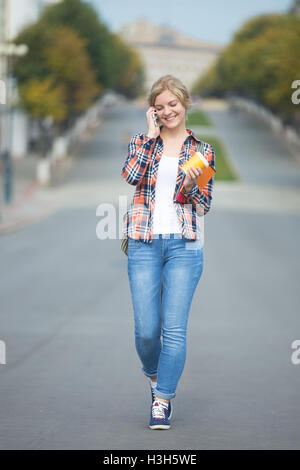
[6,178,41,210]
[0,178,55,235]
[0,206,56,235]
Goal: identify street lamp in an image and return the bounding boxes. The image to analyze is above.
[0,43,28,209]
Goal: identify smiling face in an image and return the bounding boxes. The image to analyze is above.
[154,89,186,129]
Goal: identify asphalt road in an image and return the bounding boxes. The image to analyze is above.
[0,99,299,450]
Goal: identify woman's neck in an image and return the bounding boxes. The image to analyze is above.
[160,124,189,141]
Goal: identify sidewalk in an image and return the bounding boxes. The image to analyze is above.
[0,154,64,235]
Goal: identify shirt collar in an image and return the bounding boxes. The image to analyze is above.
[186,128,201,142]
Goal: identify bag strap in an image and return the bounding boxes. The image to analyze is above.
[196,139,205,155]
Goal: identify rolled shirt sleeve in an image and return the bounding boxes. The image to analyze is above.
[121,133,156,186]
[179,144,216,215]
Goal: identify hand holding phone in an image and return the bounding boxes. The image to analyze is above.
[146,106,161,139]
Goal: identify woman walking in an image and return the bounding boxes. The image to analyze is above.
[121,75,216,430]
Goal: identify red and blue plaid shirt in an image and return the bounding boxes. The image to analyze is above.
[121,128,216,243]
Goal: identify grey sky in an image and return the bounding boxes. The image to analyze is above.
[89,0,292,46]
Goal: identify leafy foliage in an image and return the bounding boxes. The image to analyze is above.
[13,0,144,123]
[191,13,300,125]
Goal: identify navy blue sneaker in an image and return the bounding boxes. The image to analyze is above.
[150,384,172,419]
[149,400,170,430]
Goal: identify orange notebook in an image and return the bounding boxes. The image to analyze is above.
[180,151,215,192]
[175,165,215,203]
[181,165,216,193]
[175,144,216,202]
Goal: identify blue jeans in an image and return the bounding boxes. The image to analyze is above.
[127,233,204,400]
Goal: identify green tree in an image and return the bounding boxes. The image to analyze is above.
[14,22,53,85]
[105,33,144,97]
[192,13,300,125]
[44,27,100,118]
[17,26,100,133]
[19,78,67,121]
[40,0,112,88]
[263,20,300,120]
[13,0,145,129]
[39,0,144,96]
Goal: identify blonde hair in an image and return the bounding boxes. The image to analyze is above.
[147,74,192,110]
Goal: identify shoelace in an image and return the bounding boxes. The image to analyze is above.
[152,401,168,420]
[151,386,156,403]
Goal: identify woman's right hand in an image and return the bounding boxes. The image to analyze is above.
[146,106,161,139]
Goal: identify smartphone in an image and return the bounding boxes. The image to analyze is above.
[153,112,158,126]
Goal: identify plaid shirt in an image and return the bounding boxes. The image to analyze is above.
[121,128,216,243]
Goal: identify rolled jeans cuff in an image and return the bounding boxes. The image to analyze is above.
[155,389,176,400]
[142,367,157,379]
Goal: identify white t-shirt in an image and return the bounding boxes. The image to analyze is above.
[152,154,182,235]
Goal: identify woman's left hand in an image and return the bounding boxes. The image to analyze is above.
[184,167,203,192]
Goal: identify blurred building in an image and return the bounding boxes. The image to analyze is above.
[0,0,62,42]
[118,19,223,94]
[289,0,300,15]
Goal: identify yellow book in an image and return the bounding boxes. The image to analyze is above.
[181,152,215,192]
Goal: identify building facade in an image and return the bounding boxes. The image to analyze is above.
[118,19,223,94]
[289,0,300,15]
